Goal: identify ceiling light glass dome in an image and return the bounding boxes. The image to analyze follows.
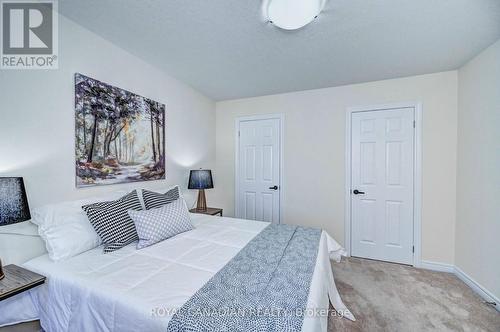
[264,0,327,30]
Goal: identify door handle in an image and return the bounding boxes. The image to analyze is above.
[269,185,279,190]
[353,189,365,195]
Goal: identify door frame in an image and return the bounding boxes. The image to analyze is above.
[344,102,423,267]
[234,113,285,224]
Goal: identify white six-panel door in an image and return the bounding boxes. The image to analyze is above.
[237,117,281,223]
[351,108,414,265]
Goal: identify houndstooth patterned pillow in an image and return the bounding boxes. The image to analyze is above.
[82,190,142,253]
[128,198,194,249]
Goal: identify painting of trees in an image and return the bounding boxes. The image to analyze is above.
[75,73,165,187]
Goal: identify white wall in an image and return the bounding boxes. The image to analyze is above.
[0,15,216,208]
[456,40,500,300]
[214,71,458,265]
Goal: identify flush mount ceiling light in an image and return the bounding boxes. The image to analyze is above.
[264,0,327,30]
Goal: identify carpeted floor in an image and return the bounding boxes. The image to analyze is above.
[328,257,500,332]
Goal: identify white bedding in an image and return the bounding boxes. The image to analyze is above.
[0,220,47,265]
[1,214,353,331]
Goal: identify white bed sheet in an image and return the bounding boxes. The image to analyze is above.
[1,214,353,331]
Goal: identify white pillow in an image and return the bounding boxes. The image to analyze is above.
[0,221,47,265]
[31,191,127,261]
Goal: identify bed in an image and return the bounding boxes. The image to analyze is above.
[1,213,353,331]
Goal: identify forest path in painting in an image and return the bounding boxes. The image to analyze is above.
[99,165,141,185]
[75,73,166,187]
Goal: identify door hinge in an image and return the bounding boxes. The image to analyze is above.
[413,120,416,128]
[412,246,415,253]
[238,130,240,137]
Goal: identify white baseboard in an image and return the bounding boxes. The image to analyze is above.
[419,260,455,273]
[454,266,499,312]
[418,260,498,312]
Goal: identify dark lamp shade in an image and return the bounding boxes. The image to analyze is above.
[0,177,31,226]
[188,170,213,190]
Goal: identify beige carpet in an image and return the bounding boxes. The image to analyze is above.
[0,321,41,332]
[328,257,500,332]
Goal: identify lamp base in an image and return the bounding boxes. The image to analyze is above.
[0,259,4,280]
[196,189,207,211]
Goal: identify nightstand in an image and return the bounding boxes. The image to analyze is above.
[189,207,223,217]
[0,265,45,301]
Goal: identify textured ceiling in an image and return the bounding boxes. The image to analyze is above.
[59,0,500,101]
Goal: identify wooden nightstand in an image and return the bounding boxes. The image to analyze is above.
[0,265,45,301]
[189,207,223,217]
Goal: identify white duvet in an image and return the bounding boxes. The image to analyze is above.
[1,214,353,331]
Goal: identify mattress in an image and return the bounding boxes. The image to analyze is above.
[1,214,353,331]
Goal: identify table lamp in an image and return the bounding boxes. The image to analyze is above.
[0,177,31,280]
[188,169,213,211]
